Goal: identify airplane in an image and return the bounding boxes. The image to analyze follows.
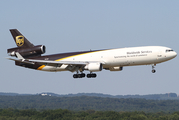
[7,29,177,78]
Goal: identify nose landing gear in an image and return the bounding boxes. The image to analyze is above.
[152,64,156,73]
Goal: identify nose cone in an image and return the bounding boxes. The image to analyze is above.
[170,51,177,59]
[174,51,177,58]
[165,50,177,61]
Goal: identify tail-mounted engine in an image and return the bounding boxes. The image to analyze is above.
[7,45,46,58]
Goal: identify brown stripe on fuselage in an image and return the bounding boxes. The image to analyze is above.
[30,49,108,61]
[28,49,109,70]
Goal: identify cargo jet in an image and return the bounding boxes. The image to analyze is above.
[7,29,177,78]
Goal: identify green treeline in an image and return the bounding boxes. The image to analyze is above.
[1,95,179,112]
[0,108,179,120]
[1,92,178,100]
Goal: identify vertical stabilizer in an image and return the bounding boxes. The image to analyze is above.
[8,29,46,58]
[10,29,34,48]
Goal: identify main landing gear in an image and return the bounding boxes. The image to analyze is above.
[152,64,156,73]
[73,73,85,78]
[73,73,97,78]
[87,73,97,78]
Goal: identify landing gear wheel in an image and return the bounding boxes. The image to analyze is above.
[152,69,156,73]
[81,73,86,77]
[78,74,82,78]
[91,73,97,78]
[73,74,78,78]
[73,73,86,78]
[87,74,91,78]
[87,73,97,78]
[151,64,156,73]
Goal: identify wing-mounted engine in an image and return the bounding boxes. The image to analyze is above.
[84,62,103,72]
[7,45,46,58]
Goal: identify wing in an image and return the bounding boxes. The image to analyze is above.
[27,59,87,65]
[7,57,88,65]
[7,52,104,72]
[7,52,87,65]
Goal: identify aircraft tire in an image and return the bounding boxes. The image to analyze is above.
[91,73,97,78]
[87,73,97,78]
[87,74,92,78]
[152,69,156,73]
[81,73,86,77]
[73,74,78,78]
[78,74,82,78]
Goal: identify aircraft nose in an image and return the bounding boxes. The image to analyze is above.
[174,51,177,57]
[170,51,177,59]
[166,50,177,60]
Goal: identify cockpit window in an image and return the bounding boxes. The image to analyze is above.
[166,49,174,52]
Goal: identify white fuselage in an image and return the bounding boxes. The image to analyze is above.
[41,46,177,72]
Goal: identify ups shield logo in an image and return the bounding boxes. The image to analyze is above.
[16,35,24,47]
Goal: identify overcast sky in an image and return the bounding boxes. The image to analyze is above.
[1,0,179,95]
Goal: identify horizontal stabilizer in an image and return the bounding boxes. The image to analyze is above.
[6,58,34,65]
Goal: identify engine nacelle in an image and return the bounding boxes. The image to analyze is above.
[7,45,46,58]
[84,63,103,72]
[109,66,123,71]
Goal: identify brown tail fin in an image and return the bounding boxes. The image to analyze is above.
[10,29,34,48]
[8,29,46,58]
